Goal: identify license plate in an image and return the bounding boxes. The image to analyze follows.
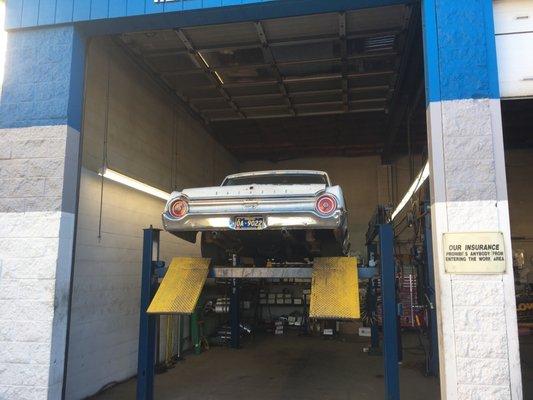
[234,216,265,230]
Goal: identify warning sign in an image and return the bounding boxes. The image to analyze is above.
[443,232,506,274]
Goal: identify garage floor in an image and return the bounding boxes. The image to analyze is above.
[92,332,440,400]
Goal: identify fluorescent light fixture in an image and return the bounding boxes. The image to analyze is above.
[198,51,224,85]
[99,167,170,200]
[390,161,430,221]
[213,70,225,85]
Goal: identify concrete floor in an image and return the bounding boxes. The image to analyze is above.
[93,332,441,400]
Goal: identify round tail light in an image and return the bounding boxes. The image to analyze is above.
[169,198,188,218]
[315,194,337,216]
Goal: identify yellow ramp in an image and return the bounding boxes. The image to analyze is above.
[309,257,360,319]
[147,257,210,314]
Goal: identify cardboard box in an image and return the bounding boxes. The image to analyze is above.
[293,298,303,305]
[284,299,292,304]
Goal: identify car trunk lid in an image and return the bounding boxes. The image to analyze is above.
[181,184,326,200]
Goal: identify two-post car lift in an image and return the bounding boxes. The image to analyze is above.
[136,223,402,400]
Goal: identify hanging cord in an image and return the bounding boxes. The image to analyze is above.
[97,47,112,242]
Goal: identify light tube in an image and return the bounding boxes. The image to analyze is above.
[99,168,170,200]
[390,161,429,221]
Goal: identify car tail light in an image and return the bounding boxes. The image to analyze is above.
[169,198,188,218]
[315,194,337,216]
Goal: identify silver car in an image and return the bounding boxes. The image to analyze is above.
[162,170,349,265]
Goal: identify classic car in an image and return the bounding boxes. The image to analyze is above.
[162,170,349,265]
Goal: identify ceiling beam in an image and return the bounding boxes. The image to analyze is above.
[175,29,246,119]
[142,27,404,58]
[255,21,296,116]
[202,98,387,113]
[339,12,349,113]
[158,51,397,77]
[189,85,392,103]
[208,107,386,121]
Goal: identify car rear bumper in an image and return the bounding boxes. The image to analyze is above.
[162,210,345,232]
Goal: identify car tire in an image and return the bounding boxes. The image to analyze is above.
[201,233,227,265]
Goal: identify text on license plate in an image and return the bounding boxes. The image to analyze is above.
[234,216,265,230]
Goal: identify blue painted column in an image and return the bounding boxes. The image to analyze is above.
[0,26,86,399]
[422,1,522,399]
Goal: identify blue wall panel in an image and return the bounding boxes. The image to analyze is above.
[90,0,110,19]
[183,1,204,11]
[145,0,164,14]
[422,0,499,102]
[6,0,412,30]
[72,0,91,21]
[163,0,184,12]
[20,0,40,27]
[38,0,58,25]
[109,0,128,17]
[202,0,223,8]
[127,0,146,16]
[6,0,23,28]
[56,0,75,23]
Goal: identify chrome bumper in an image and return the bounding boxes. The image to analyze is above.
[162,210,345,232]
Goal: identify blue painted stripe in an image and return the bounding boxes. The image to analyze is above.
[421,0,440,105]
[21,0,40,27]
[90,0,109,19]
[38,0,58,25]
[423,0,499,102]
[5,0,24,29]
[56,0,75,23]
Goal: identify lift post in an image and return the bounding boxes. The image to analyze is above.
[366,206,400,400]
[137,228,163,400]
[230,278,240,349]
[230,254,241,349]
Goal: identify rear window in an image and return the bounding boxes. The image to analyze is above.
[223,174,328,186]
